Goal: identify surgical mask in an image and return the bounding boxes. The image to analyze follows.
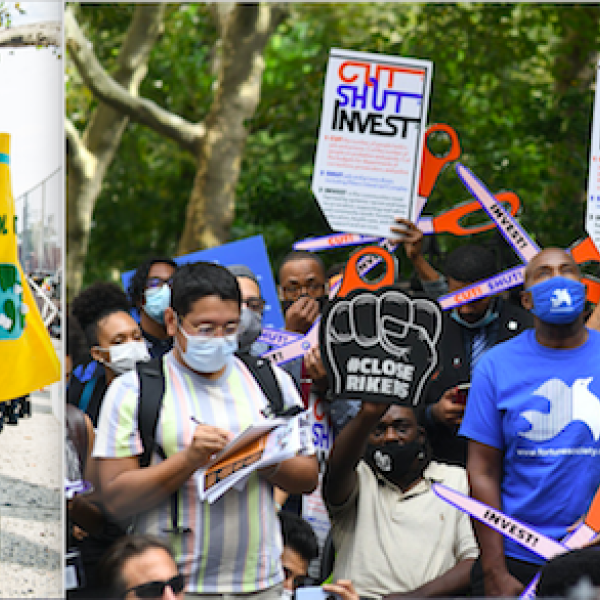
[451,302,498,330]
[237,306,263,353]
[528,276,586,324]
[364,438,425,487]
[143,284,171,325]
[177,327,238,373]
[100,341,151,375]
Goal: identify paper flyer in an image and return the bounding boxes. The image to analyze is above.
[196,413,310,503]
[312,48,432,237]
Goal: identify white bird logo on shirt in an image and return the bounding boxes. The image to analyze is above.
[519,377,600,442]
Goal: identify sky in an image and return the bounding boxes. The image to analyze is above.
[0,2,62,200]
[0,2,63,270]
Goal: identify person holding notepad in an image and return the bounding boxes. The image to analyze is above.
[94,261,318,599]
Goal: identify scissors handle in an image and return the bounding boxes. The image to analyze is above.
[570,236,600,264]
[419,123,461,199]
[337,245,396,298]
[432,191,521,236]
[583,276,600,304]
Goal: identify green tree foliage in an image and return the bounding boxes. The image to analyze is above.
[73,3,600,285]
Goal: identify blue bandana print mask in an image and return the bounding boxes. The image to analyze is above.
[528,276,586,324]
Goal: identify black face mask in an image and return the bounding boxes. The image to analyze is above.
[364,438,426,487]
[281,295,329,315]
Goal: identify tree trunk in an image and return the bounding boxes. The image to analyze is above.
[65,4,166,300]
[177,4,285,254]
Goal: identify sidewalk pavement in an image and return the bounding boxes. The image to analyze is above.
[0,388,62,598]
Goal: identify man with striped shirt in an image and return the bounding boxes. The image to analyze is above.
[94,262,318,599]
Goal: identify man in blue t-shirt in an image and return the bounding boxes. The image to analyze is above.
[460,247,600,597]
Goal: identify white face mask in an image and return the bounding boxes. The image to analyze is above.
[98,340,151,375]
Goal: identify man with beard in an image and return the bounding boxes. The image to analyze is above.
[460,248,600,597]
[322,402,478,599]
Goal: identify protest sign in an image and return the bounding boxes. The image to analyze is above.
[586,60,600,254]
[121,235,284,330]
[320,246,442,405]
[0,133,60,400]
[312,49,432,237]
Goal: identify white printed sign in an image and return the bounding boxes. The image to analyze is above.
[312,48,432,237]
[587,61,600,254]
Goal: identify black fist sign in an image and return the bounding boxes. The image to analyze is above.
[319,288,442,406]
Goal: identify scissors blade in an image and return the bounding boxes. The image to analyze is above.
[455,163,540,263]
[432,483,568,561]
[293,233,380,252]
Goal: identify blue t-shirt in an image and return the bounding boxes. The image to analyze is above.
[460,328,600,564]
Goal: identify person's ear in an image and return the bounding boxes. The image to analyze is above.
[164,307,178,337]
[521,290,533,311]
[90,346,105,364]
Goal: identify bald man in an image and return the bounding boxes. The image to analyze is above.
[460,248,600,597]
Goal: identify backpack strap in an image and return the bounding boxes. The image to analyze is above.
[135,357,189,535]
[136,357,166,469]
[235,352,302,418]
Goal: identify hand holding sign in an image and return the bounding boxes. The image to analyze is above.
[320,246,442,406]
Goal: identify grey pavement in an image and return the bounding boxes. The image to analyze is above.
[0,388,62,598]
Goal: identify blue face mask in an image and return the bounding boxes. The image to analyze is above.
[450,302,499,330]
[177,326,238,373]
[143,284,171,325]
[528,276,586,324]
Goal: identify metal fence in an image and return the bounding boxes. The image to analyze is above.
[14,167,62,276]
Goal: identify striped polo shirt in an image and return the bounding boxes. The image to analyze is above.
[93,351,312,593]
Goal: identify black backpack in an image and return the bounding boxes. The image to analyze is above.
[136,353,302,470]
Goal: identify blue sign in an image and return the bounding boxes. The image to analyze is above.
[121,235,284,329]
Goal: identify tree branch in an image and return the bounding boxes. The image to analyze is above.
[65,7,204,155]
[65,117,95,181]
[0,21,61,48]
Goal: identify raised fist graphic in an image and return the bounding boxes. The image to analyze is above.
[319,288,442,406]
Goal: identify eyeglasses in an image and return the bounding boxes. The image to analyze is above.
[281,282,325,300]
[179,318,239,339]
[124,573,185,599]
[243,297,266,313]
[146,276,174,290]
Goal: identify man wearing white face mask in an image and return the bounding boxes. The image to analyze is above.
[461,248,600,597]
[94,261,318,599]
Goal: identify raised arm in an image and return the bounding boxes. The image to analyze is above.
[467,440,523,597]
[323,402,387,506]
[390,218,441,284]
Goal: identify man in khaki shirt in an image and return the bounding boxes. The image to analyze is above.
[323,403,478,599]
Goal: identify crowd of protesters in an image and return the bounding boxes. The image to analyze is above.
[64,219,600,600]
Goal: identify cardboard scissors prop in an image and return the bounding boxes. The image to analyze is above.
[432,482,600,599]
[521,484,600,598]
[438,164,600,309]
[294,192,522,253]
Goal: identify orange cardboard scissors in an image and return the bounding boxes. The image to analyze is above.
[570,236,600,304]
[418,191,521,236]
[414,123,461,219]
